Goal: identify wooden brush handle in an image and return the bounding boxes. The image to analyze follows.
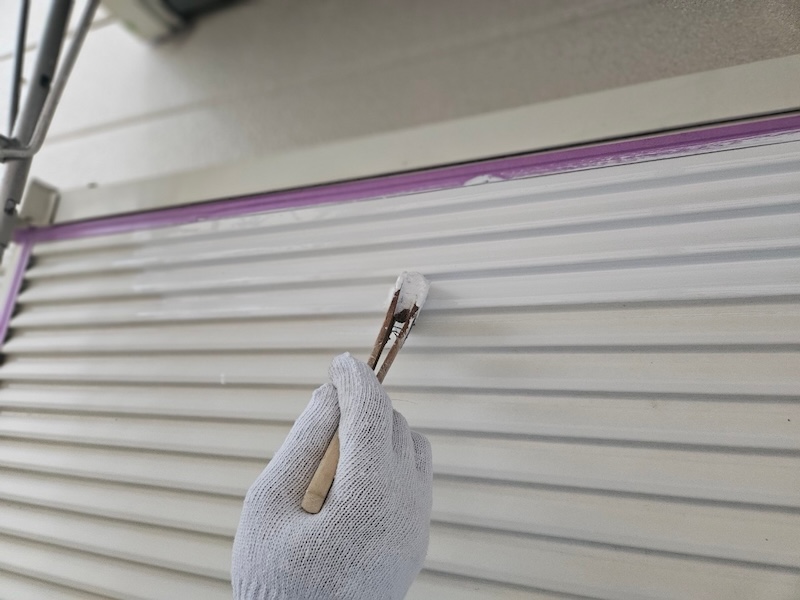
[301,430,340,513]
[301,352,398,514]
[302,292,422,513]
[301,293,401,514]
[301,364,390,514]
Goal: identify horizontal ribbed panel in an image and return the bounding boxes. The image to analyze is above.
[2,139,799,599]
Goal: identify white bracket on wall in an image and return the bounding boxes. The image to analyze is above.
[102,0,185,42]
[19,179,59,227]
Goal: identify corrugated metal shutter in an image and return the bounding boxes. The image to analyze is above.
[1,136,799,599]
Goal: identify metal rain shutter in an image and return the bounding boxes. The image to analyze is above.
[1,138,799,599]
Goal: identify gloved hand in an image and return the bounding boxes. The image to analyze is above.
[232,353,433,600]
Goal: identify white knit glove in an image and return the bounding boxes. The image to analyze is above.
[232,353,433,600]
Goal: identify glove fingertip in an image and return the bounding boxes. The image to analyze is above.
[329,353,394,457]
[291,383,338,430]
[249,383,341,504]
[330,352,390,412]
[269,383,339,469]
[329,352,378,386]
[310,382,338,408]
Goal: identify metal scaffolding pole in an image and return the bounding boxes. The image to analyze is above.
[0,0,99,259]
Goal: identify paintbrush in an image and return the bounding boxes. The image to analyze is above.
[301,272,430,514]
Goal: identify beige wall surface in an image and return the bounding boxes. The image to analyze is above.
[0,0,799,214]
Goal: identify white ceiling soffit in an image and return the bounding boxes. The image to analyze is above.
[55,54,800,223]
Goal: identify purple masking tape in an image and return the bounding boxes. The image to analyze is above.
[14,112,800,245]
[0,239,32,348]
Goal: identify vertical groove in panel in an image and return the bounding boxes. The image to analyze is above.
[2,137,800,599]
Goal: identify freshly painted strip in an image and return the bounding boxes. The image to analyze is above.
[12,259,800,329]
[18,213,800,304]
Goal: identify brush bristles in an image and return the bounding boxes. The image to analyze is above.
[393,271,430,315]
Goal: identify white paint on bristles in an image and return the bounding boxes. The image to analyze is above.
[393,271,430,314]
